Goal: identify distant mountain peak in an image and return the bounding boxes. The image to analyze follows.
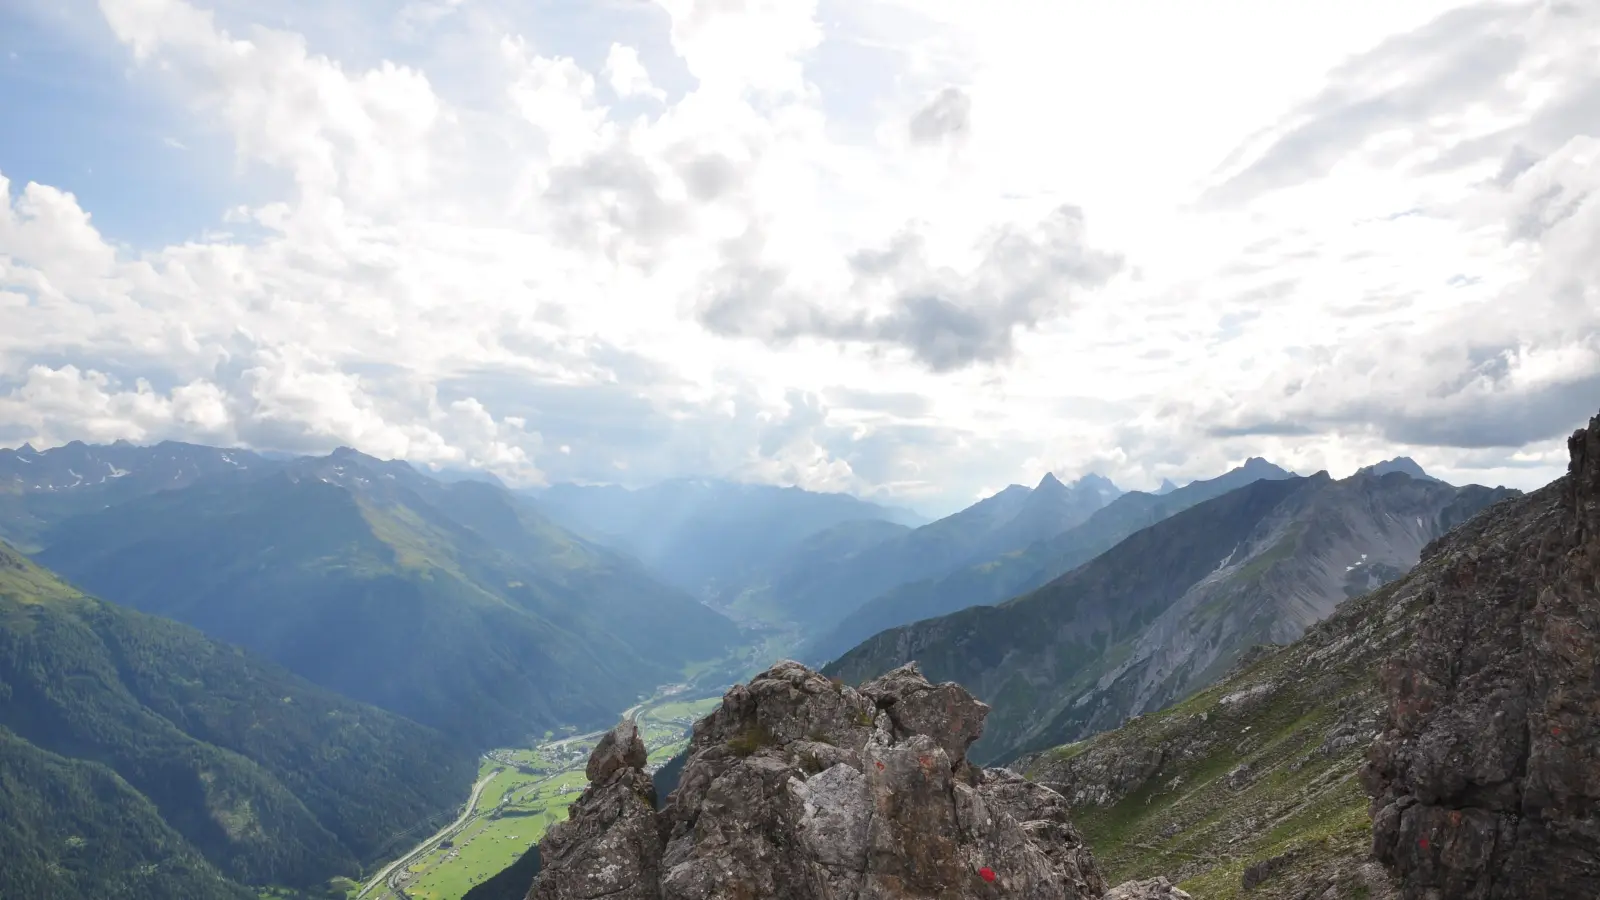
[1153,477,1180,495]
[1070,472,1121,499]
[1035,472,1065,491]
[1234,457,1295,479]
[1357,456,1439,483]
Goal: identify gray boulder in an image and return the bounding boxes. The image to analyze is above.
[1102,876,1192,899]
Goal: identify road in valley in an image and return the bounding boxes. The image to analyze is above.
[356,766,498,899]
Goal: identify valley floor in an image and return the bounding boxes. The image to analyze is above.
[360,690,722,900]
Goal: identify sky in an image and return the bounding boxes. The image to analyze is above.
[0,0,1597,517]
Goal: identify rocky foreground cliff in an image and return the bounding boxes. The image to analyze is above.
[527,660,1191,899]
[1362,415,1600,898]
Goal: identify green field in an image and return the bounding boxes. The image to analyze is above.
[395,764,587,899]
[646,696,721,724]
[377,688,728,900]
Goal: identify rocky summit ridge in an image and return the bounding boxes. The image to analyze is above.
[529,661,1186,900]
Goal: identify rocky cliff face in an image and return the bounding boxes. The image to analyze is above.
[1363,416,1600,899]
[529,661,1116,900]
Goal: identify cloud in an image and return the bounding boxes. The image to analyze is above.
[1189,5,1600,457]
[1202,1,1600,208]
[908,86,970,145]
[1,0,1596,517]
[1201,3,1528,207]
[656,0,824,97]
[604,42,666,101]
[99,0,444,213]
[697,204,1124,372]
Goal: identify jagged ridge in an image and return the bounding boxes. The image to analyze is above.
[527,661,1203,900]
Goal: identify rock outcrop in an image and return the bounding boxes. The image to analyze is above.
[1101,876,1192,899]
[530,661,1109,900]
[1363,414,1600,899]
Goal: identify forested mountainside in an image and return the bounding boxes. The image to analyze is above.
[804,457,1296,665]
[20,444,738,746]
[0,540,475,898]
[1016,413,1600,898]
[826,469,1513,763]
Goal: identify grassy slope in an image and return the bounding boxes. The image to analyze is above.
[1013,514,1513,899]
[0,540,476,892]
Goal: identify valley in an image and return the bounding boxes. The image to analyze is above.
[1,434,1589,900]
[361,690,721,900]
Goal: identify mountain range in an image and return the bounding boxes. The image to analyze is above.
[713,471,1137,635]
[4,442,740,747]
[0,440,270,551]
[824,466,1515,762]
[802,457,1298,663]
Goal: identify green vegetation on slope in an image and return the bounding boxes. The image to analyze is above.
[0,540,476,893]
[0,725,254,900]
[30,450,740,746]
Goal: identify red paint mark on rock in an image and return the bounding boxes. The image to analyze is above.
[1419,837,1430,850]
[1552,726,1563,736]
[978,867,996,883]
[874,760,885,771]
